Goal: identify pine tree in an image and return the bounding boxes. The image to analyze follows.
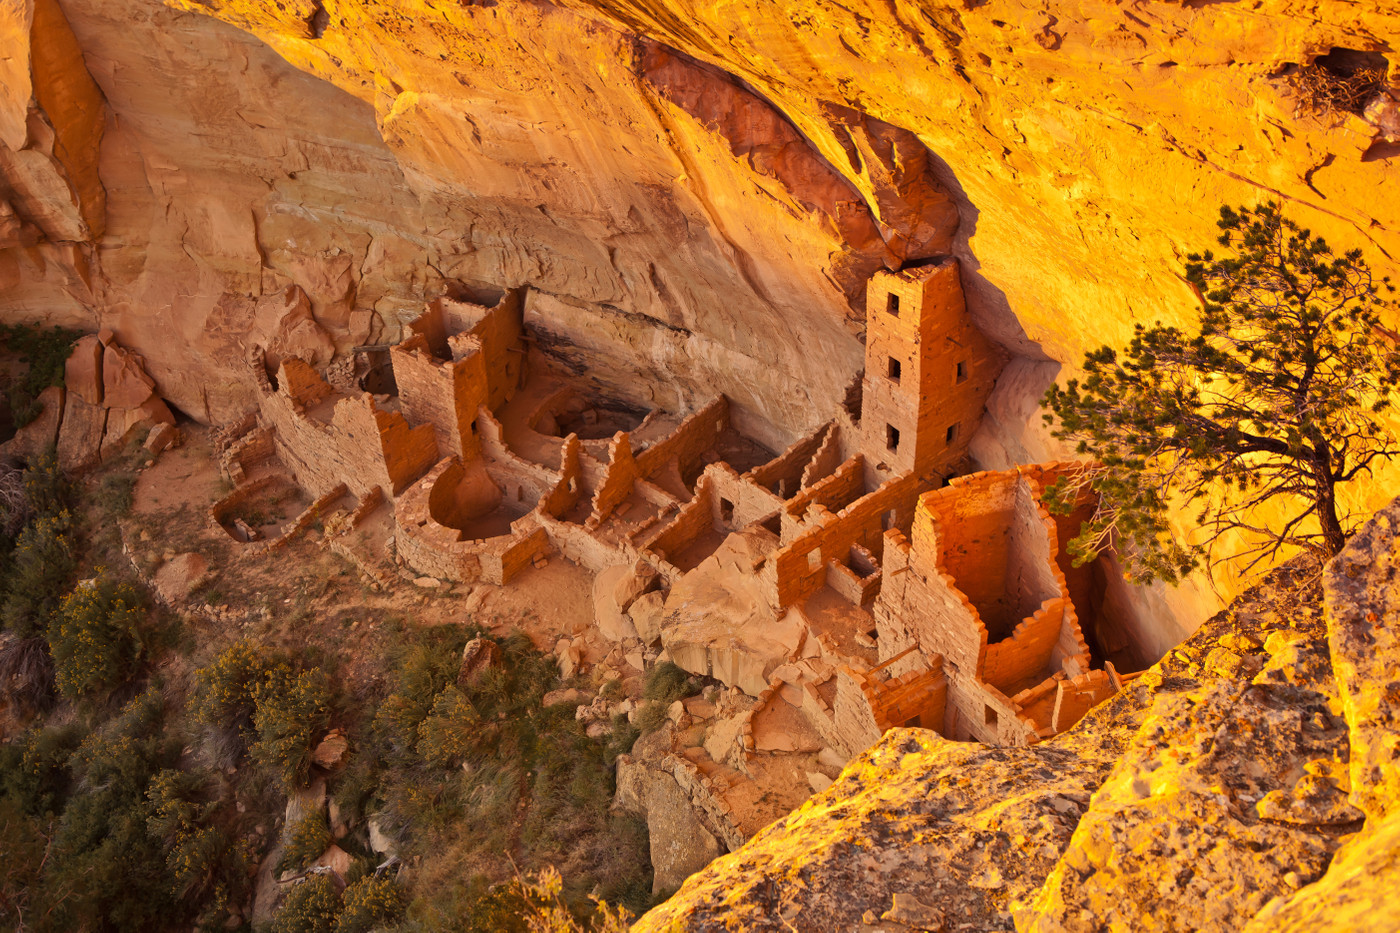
[1043,202,1399,583]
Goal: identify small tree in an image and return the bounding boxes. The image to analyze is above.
[1043,202,1399,583]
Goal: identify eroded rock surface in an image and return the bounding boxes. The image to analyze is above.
[635,551,1400,931]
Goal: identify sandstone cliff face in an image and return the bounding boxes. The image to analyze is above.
[3,0,1399,623]
[636,516,1400,931]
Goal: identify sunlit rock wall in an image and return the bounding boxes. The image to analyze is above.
[2,0,1398,633]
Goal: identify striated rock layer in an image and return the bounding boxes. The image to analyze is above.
[2,1,1399,621]
[637,509,1400,931]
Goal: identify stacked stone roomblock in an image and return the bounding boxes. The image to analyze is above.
[260,359,438,497]
[391,293,525,459]
[875,467,1118,745]
[855,259,1006,485]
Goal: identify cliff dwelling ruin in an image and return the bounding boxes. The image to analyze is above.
[192,257,1160,872]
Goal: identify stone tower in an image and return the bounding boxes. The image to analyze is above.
[858,258,1002,483]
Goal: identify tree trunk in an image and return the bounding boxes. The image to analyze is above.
[1315,477,1348,557]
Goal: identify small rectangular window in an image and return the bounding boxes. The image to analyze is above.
[886,293,900,317]
[807,549,822,571]
[955,360,968,384]
[945,423,959,445]
[886,424,900,452]
[985,705,999,727]
[887,357,901,383]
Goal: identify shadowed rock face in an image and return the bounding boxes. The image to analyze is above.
[3,0,1399,619]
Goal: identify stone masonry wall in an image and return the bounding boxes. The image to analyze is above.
[704,462,784,532]
[768,470,920,610]
[781,454,865,542]
[745,422,830,499]
[261,379,437,499]
[643,472,718,570]
[634,395,729,482]
[858,260,1005,482]
[390,333,481,459]
[981,598,1067,695]
[589,431,640,525]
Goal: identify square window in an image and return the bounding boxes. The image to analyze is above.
[886,293,900,316]
[955,360,968,384]
[887,357,901,383]
[945,423,959,445]
[886,424,900,452]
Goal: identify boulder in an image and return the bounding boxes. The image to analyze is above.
[100,397,174,460]
[613,560,658,610]
[102,343,157,409]
[458,637,502,688]
[311,729,350,771]
[284,778,327,830]
[593,565,639,642]
[1321,496,1400,822]
[703,714,745,764]
[616,756,724,894]
[629,591,667,647]
[55,393,106,472]
[0,385,64,463]
[367,815,397,856]
[144,421,181,454]
[660,547,803,696]
[554,637,582,680]
[311,844,353,880]
[65,335,104,405]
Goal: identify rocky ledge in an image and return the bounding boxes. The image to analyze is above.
[635,498,1400,931]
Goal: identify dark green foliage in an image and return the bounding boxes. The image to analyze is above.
[252,666,332,789]
[358,626,654,930]
[98,468,137,516]
[339,875,409,933]
[635,661,702,733]
[278,811,332,875]
[272,873,343,933]
[634,701,670,735]
[0,454,75,650]
[49,578,146,700]
[38,690,181,932]
[1043,202,1400,582]
[1,508,76,638]
[0,323,79,428]
[641,661,700,705]
[191,640,285,734]
[191,641,330,789]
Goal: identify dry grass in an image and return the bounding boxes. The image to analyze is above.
[1284,63,1388,123]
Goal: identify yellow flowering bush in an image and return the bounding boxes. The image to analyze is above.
[338,875,408,933]
[49,578,144,700]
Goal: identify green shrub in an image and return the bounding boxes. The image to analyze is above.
[416,684,480,768]
[252,667,331,789]
[1,508,76,637]
[1,722,83,816]
[98,469,137,516]
[49,578,145,700]
[339,875,409,933]
[191,641,286,734]
[641,662,699,706]
[634,701,669,736]
[0,323,78,428]
[272,873,342,933]
[373,638,463,762]
[277,811,331,875]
